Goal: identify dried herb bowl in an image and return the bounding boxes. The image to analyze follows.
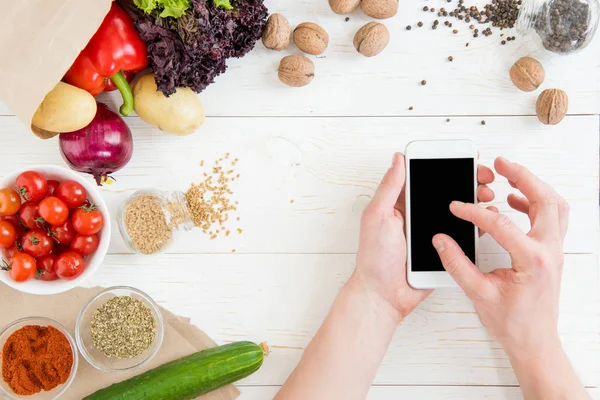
[0,165,111,295]
[75,286,164,373]
[0,317,78,400]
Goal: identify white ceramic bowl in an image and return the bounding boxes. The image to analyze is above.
[0,165,111,295]
[0,317,78,400]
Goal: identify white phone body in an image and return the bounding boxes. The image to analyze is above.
[405,140,478,289]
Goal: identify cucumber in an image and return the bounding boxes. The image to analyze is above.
[83,341,264,400]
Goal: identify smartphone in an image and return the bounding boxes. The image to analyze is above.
[405,140,478,289]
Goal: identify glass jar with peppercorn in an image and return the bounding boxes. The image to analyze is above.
[517,0,599,54]
[117,189,194,255]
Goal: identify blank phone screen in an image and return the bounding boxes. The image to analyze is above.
[409,158,476,272]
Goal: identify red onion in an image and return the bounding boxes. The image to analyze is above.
[59,103,133,186]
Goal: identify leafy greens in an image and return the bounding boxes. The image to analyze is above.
[122,0,267,96]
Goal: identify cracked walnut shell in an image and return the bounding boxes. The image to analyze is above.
[262,14,291,51]
[536,89,568,125]
[510,57,545,92]
[278,55,315,87]
[293,22,329,55]
[354,22,390,57]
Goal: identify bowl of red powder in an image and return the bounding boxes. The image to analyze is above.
[0,317,78,399]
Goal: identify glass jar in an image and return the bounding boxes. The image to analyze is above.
[117,189,194,255]
[517,0,599,54]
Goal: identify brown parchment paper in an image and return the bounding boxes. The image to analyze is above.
[0,0,112,134]
[0,286,239,400]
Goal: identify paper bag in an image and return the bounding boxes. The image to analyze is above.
[0,286,239,399]
[0,0,112,137]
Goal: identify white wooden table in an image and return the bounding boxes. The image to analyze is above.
[1,0,599,398]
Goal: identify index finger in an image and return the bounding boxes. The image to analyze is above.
[494,157,561,235]
[450,201,530,254]
[494,157,556,204]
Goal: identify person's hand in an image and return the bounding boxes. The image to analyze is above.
[432,157,569,358]
[351,152,496,322]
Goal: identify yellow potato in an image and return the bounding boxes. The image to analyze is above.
[32,82,96,134]
[133,74,205,136]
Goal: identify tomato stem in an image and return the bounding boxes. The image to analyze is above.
[80,203,98,213]
[1,260,11,271]
[18,187,29,201]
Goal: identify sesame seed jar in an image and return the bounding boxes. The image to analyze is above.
[117,189,194,255]
[517,0,599,54]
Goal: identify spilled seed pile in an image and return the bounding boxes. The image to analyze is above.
[186,154,241,240]
[411,0,522,45]
[123,155,242,254]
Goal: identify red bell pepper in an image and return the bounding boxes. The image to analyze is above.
[64,2,147,116]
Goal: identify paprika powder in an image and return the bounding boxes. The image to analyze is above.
[1,325,73,396]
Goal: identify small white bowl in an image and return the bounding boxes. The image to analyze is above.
[75,286,164,372]
[0,317,78,400]
[0,165,111,295]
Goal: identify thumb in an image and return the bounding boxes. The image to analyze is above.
[432,234,490,299]
[371,153,406,213]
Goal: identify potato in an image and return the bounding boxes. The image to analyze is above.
[133,74,205,136]
[31,82,96,136]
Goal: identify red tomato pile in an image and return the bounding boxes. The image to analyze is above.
[0,171,104,283]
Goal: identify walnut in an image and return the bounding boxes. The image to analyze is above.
[360,0,398,19]
[293,22,329,55]
[536,89,568,125]
[329,0,361,14]
[509,57,545,92]
[262,14,291,51]
[353,22,390,57]
[278,55,315,87]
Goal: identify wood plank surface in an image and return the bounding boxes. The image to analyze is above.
[84,253,600,387]
[238,386,600,399]
[0,115,597,255]
[0,0,598,117]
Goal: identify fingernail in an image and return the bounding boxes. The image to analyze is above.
[498,156,511,164]
[432,238,445,253]
[451,201,464,206]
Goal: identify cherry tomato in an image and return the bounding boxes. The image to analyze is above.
[0,188,21,217]
[16,171,47,202]
[46,180,60,197]
[72,205,104,235]
[56,181,87,209]
[3,243,21,261]
[18,202,44,230]
[0,221,17,249]
[39,197,69,226]
[37,254,58,281]
[21,230,53,258]
[1,215,25,239]
[2,253,37,282]
[55,251,85,280]
[49,220,76,245]
[70,234,99,256]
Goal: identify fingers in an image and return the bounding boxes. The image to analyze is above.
[371,153,406,215]
[508,193,530,214]
[477,185,495,203]
[478,206,498,237]
[477,164,495,185]
[495,157,563,239]
[450,201,529,254]
[432,234,492,298]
